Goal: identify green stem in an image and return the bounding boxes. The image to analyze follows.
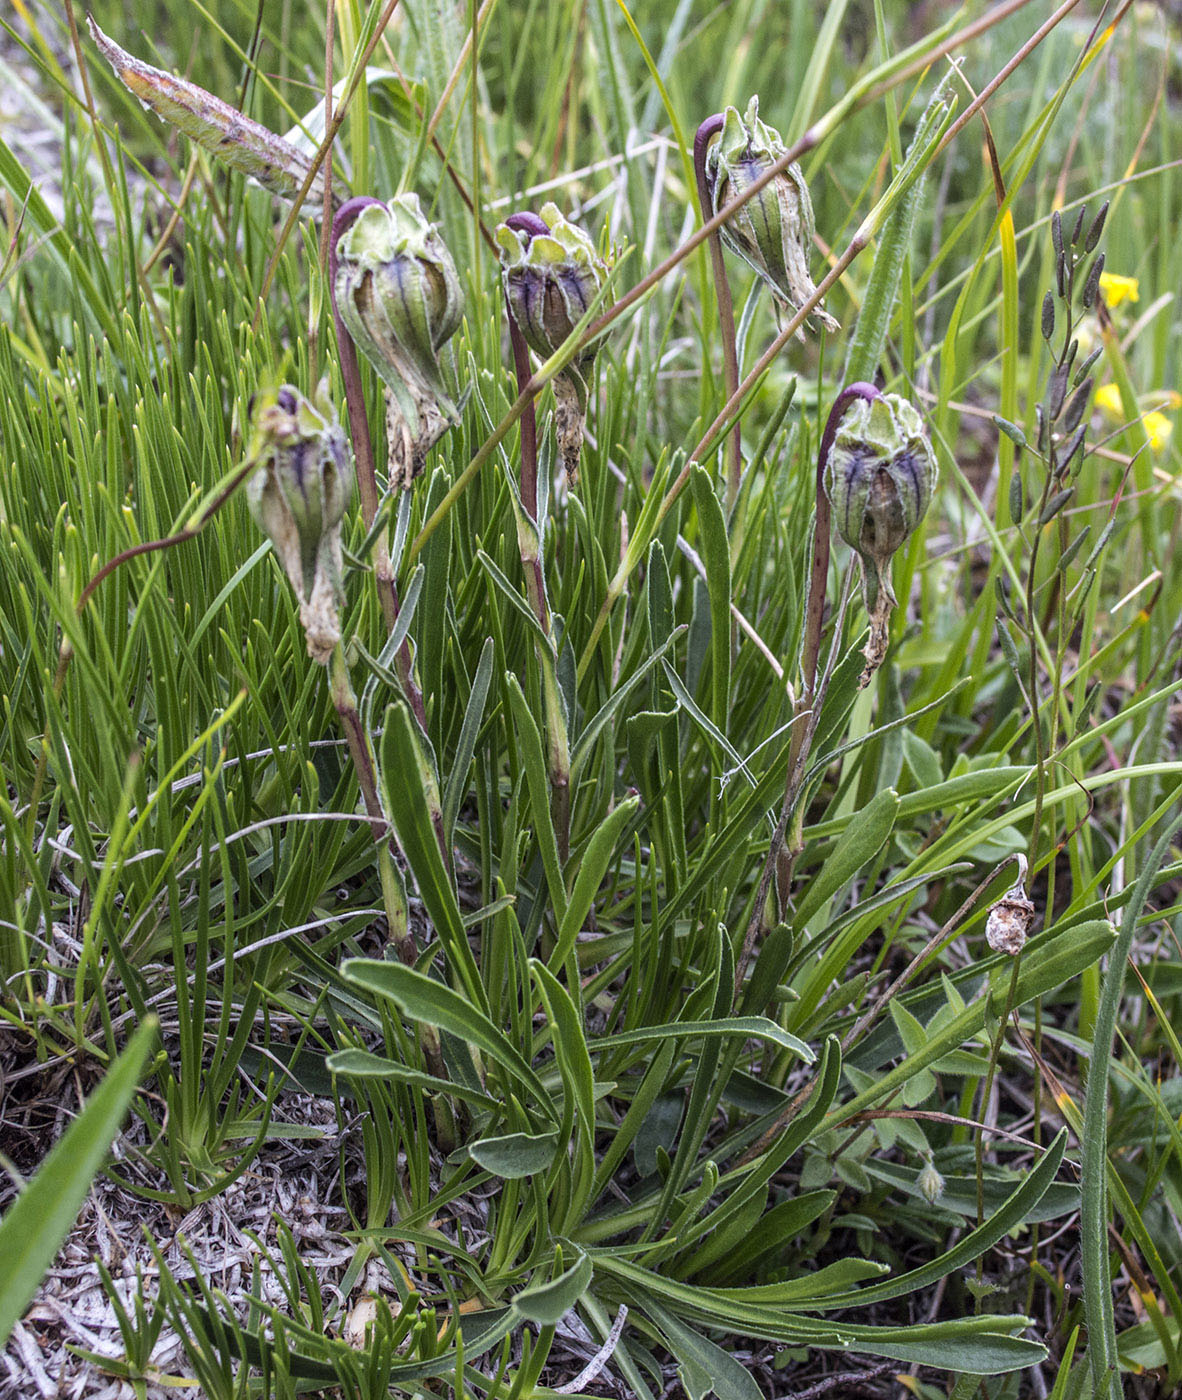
[694,113,742,513]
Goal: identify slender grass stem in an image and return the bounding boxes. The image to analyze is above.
[693,113,741,513]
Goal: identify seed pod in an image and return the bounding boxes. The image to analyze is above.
[1041,291,1055,343]
[495,202,610,484]
[1070,205,1087,246]
[1084,201,1109,254]
[985,858,1036,956]
[334,195,463,488]
[1081,251,1105,311]
[703,96,837,331]
[246,382,354,664]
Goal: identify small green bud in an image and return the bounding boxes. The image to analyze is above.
[246,382,353,664]
[334,195,463,487]
[704,97,837,331]
[823,390,937,684]
[917,1156,945,1206]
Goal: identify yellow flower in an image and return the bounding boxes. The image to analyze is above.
[1098,272,1139,309]
[1094,383,1123,419]
[1143,411,1173,453]
[1093,385,1174,451]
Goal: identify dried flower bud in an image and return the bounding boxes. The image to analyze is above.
[986,857,1036,955]
[246,382,353,664]
[334,195,463,488]
[917,1157,945,1206]
[495,202,610,484]
[704,96,837,331]
[824,391,937,684]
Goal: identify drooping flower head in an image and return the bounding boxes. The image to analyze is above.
[495,203,611,484]
[333,195,463,487]
[704,97,837,331]
[823,388,937,683]
[246,382,353,664]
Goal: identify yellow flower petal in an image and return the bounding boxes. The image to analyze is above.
[1143,412,1173,453]
[1094,383,1123,418]
[1098,272,1139,309]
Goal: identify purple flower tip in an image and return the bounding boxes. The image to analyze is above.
[504,211,552,244]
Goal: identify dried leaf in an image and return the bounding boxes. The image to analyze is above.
[88,18,334,210]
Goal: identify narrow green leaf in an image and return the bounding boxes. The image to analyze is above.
[512,1248,593,1326]
[550,796,639,973]
[793,787,899,929]
[506,674,569,922]
[379,702,484,1005]
[1083,811,1182,1400]
[340,960,556,1119]
[648,1301,763,1400]
[831,922,1115,1125]
[592,1016,813,1061]
[0,1019,157,1346]
[532,961,598,1226]
[690,466,731,733]
[810,1132,1068,1308]
[442,637,495,851]
[325,1048,499,1111]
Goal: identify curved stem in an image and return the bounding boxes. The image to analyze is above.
[694,114,742,514]
[800,381,880,706]
[330,197,429,733]
[503,213,570,862]
[502,213,550,522]
[733,383,880,1001]
[330,197,386,527]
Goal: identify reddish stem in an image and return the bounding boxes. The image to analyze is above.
[503,211,550,523]
[802,381,881,704]
[330,197,385,528]
[329,196,428,734]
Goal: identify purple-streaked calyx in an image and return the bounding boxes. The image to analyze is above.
[333,194,463,489]
[246,382,353,664]
[495,203,610,485]
[822,388,936,683]
[704,96,836,332]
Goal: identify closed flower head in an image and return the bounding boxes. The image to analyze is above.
[704,96,837,331]
[823,390,936,683]
[334,194,463,487]
[246,382,353,664]
[496,203,610,483]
